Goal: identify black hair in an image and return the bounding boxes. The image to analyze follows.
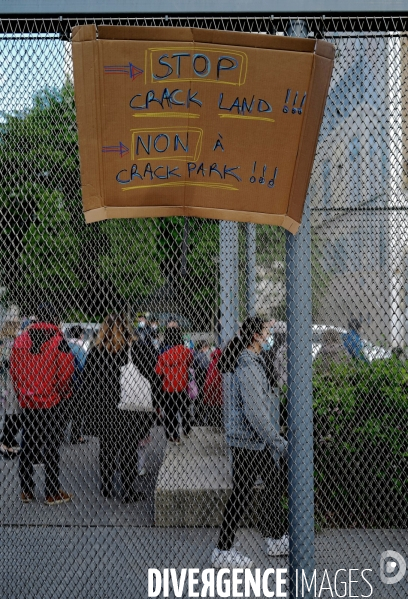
[348,317,361,332]
[68,326,84,339]
[195,339,209,352]
[218,316,265,373]
[164,326,184,348]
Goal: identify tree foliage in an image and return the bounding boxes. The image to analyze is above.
[99,219,163,301]
[0,81,226,324]
[19,189,81,309]
[313,358,408,527]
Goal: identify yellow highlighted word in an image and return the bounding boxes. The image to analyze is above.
[146,47,248,86]
[131,126,203,162]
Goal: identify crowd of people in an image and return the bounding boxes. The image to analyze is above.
[1,303,361,566]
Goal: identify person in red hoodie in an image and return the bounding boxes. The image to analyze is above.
[10,304,75,505]
[155,327,192,444]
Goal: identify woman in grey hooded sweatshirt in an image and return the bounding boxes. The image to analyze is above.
[211,316,288,569]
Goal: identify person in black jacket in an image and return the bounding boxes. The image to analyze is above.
[82,313,152,502]
[130,333,159,474]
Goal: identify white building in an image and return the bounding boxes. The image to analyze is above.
[310,34,408,347]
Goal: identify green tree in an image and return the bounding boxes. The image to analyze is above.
[155,217,220,329]
[0,81,163,319]
[99,219,163,302]
[186,220,219,328]
[19,190,82,312]
[0,82,84,312]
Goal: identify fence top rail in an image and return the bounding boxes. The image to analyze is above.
[2,15,408,37]
[2,0,408,17]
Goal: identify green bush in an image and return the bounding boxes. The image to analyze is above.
[313,357,408,528]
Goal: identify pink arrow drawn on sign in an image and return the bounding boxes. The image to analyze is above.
[102,142,129,157]
[104,62,144,80]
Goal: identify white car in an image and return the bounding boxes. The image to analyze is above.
[312,324,392,362]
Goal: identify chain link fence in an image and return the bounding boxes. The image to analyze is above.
[0,14,407,599]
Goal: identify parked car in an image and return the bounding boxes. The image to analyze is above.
[312,324,392,363]
[149,313,192,330]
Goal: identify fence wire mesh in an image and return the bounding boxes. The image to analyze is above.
[0,14,407,599]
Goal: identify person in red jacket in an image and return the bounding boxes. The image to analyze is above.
[155,327,192,444]
[203,348,224,428]
[10,304,75,505]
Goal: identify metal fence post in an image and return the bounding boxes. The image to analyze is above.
[245,223,257,317]
[220,221,239,345]
[286,18,315,599]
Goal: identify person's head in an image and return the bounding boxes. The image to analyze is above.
[151,320,159,331]
[164,326,184,348]
[96,313,131,353]
[68,325,84,340]
[218,315,268,374]
[137,315,148,329]
[348,317,361,332]
[167,319,179,329]
[241,316,270,354]
[37,303,58,325]
[195,339,209,353]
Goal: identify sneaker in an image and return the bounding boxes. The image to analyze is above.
[44,490,73,505]
[138,467,146,477]
[0,443,13,459]
[21,492,34,504]
[168,438,182,446]
[211,547,253,568]
[266,534,289,556]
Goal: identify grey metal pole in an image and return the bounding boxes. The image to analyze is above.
[180,217,190,276]
[286,18,315,599]
[220,221,239,345]
[245,223,257,317]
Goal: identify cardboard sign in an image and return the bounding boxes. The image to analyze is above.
[72,26,334,233]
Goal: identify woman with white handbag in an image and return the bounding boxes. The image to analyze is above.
[83,314,153,503]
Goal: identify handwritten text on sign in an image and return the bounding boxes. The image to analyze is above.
[102,45,307,195]
[73,25,334,229]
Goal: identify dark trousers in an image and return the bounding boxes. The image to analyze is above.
[162,390,191,440]
[19,406,62,496]
[2,413,21,447]
[99,411,153,496]
[218,447,287,551]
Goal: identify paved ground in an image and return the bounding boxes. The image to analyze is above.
[1,415,407,598]
[0,422,167,527]
[0,527,407,598]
